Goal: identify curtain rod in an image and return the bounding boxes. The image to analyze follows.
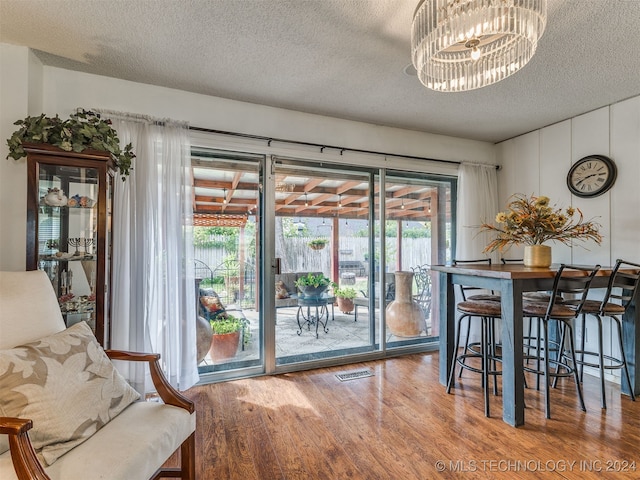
[190,126,500,170]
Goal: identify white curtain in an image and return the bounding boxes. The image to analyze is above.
[456,163,499,263]
[99,110,198,393]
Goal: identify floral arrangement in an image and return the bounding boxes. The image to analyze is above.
[479,193,602,252]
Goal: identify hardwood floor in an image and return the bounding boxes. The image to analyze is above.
[177,352,640,479]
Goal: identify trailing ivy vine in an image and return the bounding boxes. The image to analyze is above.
[6,109,134,179]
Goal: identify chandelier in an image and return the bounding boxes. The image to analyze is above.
[411,0,547,92]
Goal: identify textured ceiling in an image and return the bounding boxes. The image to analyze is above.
[1,0,639,143]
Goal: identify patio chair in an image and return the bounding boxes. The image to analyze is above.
[411,264,432,319]
[353,273,395,322]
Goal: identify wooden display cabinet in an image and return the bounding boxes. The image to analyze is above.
[25,144,114,347]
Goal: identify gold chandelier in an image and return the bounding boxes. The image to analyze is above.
[411,0,547,92]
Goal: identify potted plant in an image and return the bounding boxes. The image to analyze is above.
[308,238,328,250]
[334,286,357,314]
[208,314,250,362]
[295,272,336,298]
[479,193,602,267]
[6,109,134,180]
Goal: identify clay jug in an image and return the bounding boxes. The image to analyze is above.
[386,271,426,337]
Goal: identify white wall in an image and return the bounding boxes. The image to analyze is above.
[497,99,640,272]
[0,44,497,271]
[497,97,640,381]
[0,45,44,271]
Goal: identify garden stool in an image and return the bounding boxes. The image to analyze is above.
[341,272,356,285]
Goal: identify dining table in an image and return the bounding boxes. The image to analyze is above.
[431,263,640,427]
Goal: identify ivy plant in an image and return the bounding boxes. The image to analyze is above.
[6,109,134,179]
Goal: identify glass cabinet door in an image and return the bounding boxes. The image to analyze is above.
[26,145,113,347]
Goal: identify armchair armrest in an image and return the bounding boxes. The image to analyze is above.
[105,350,195,413]
[0,417,51,480]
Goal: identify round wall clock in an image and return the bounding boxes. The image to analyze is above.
[567,154,617,198]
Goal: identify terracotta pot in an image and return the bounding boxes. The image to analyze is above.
[337,297,354,314]
[386,271,426,337]
[524,245,552,268]
[208,330,240,362]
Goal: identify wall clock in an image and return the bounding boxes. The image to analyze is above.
[567,154,617,198]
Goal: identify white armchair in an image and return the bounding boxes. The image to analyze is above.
[0,271,196,480]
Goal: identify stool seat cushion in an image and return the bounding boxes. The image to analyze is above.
[466,294,501,302]
[457,300,501,316]
[523,302,577,318]
[577,299,626,314]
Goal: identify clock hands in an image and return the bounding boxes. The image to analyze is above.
[575,172,603,187]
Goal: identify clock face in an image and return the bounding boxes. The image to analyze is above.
[567,155,617,198]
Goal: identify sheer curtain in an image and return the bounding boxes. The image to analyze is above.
[456,163,499,263]
[99,110,198,393]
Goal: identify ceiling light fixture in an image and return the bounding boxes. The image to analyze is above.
[401,198,405,210]
[222,188,227,204]
[305,192,309,207]
[411,0,547,92]
[338,194,342,208]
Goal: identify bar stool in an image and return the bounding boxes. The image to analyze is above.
[446,298,502,417]
[447,258,501,417]
[574,259,640,409]
[522,264,600,419]
[452,259,500,372]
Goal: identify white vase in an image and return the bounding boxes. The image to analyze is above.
[524,245,552,268]
[386,271,426,337]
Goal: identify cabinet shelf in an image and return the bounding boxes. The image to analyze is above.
[39,254,97,262]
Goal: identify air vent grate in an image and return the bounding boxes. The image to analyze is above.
[335,369,374,382]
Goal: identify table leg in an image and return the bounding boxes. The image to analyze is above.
[438,271,455,385]
[296,306,304,336]
[500,279,525,427]
[622,290,639,396]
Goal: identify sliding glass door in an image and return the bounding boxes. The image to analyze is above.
[190,145,456,382]
[272,158,377,365]
[191,148,263,380]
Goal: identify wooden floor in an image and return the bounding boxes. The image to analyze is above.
[177,352,640,479]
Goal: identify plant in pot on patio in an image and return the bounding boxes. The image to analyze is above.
[295,273,336,298]
[308,238,328,250]
[208,313,250,362]
[334,286,357,314]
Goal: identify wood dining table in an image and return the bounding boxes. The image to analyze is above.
[431,263,640,427]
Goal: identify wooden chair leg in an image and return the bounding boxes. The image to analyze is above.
[181,432,196,480]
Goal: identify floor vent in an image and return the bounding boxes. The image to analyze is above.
[335,369,374,382]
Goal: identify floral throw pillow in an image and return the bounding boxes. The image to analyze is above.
[200,295,225,314]
[275,280,289,299]
[0,321,140,466]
